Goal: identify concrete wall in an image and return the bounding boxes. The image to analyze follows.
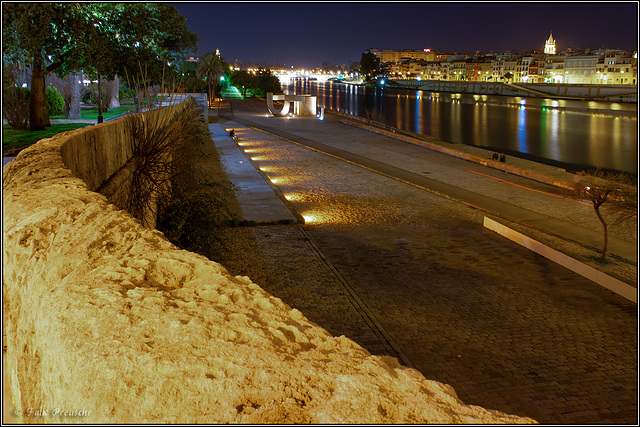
[2,112,535,423]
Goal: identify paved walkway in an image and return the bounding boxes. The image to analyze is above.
[209,122,297,224]
[206,99,637,424]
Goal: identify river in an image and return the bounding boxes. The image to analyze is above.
[284,79,638,175]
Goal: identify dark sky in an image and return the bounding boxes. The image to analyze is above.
[170,2,639,68]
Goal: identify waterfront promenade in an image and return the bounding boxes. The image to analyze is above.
[207,98,637,424]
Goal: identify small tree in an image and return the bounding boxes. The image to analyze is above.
[2,64,30,129]
[574,169,638,262]
[2,86,31,129]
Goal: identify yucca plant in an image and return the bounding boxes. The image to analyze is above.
[121,66,210,228]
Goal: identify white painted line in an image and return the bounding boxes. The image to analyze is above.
[484,216,637,304]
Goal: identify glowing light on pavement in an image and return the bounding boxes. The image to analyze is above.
[302,213,318,223]
[284,193,304,202]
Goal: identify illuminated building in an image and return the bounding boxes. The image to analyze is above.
[544,32,556,55]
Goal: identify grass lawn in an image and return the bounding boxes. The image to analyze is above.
[50,105,132,121]
[2,123,90,156]
[3,99,163,156]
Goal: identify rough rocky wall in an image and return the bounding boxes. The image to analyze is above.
[2,127,537,424]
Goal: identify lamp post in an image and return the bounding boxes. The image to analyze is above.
[97,69,103,124]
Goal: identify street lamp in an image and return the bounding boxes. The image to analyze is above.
[97,70,103,124]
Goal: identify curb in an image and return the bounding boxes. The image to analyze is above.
[484,216,637,303]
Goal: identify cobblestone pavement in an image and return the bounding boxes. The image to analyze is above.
[208,101,637,424]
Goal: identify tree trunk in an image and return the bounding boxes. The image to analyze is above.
[29,63,47,131]
[594,204,609,261]
[109,76,121,109]
[68,73,81,119]
[29,61,48,131]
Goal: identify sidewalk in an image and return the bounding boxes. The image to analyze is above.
[208,122,297,224]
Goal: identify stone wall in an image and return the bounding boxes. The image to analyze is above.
[2,113,536,423]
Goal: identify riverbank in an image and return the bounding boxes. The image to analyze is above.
[383,78,637,103]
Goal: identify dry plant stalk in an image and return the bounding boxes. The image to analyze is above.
[2,86,30,129]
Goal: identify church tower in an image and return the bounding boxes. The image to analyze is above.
[544,32,556,55]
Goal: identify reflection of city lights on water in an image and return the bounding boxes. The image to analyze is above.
[243,148,259,153]
[250,156,269,161]
[259,166,274,172]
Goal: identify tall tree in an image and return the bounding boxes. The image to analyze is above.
[230,70,256,98]
[2,3,197,130]
[255,68,282,96]
[196,51,227,105]
[359,50,380,82]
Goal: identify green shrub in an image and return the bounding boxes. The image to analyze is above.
[157,184,229,255]
[46,86,65,116]
[2,86,30,130]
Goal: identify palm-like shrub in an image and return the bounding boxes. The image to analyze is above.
[196,51,226,105]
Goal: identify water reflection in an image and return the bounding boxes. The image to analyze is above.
[285,79,638,174]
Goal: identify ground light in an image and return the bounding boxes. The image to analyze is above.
[302,213,317,223]
[269,177,289,185]
[283,193,304,202]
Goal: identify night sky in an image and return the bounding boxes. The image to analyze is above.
[170,2,639,68]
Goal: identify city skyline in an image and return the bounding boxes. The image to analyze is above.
[170,1,638,68]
